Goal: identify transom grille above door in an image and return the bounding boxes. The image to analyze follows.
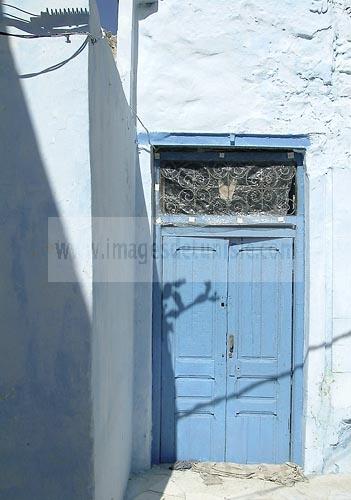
[160,162,296,216]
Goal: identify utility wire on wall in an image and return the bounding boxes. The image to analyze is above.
[0,6,105,77]
[0,6,101,44]
[2,4,38,17]
[18,36,91,79]
[0,30,98,44]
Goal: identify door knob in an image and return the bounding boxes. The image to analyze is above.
[228,335,234,358]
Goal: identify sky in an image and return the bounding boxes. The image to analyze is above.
[96,0,118,33]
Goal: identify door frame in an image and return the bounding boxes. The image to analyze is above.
[151,146,306,467]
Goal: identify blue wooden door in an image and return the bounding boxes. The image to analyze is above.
[226,238,293,463]
[160,236,293,463]
[161,236,228,462]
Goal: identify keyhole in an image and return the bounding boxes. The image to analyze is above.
[221,302,225,307]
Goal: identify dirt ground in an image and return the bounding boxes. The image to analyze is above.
[125,465,351,500]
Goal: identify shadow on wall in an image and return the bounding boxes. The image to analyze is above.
[0,2,93,499]
[158,279,222,462]
[88,0,152,495]
[131,157,154,473]
[2,4,91,79]
[155,271,351,465]
[3,4,89,35]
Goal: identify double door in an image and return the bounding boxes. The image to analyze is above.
[160,235,293,463]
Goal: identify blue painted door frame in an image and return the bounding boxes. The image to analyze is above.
[152,147,305,466]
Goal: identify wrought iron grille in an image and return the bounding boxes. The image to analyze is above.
[160,161,296,216]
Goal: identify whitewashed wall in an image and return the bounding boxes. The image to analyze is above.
[89,1,139,498]
[0,0,138,498]
[129,0,351,473]
[0,1,93,498]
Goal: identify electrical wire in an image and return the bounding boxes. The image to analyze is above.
[2,4,38,17]
[136,114,152,147]
[0,30,96,41]
[135,114,152,153]
[4,13,31,23]
[19,35,91,79]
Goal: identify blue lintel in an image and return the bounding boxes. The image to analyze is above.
[137,132,310,149]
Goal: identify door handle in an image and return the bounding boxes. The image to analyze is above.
[228,335,234,358]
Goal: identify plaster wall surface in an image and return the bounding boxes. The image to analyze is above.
[0,0,93,498]
[127,0,351,474]
[89,1,140,498]
[131,148,153,473]
[0,0,139,498]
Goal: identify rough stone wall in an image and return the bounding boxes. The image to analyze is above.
[133,0,351,473]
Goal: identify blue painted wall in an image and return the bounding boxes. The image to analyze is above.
[0,2,93,498]
[0,0,138,497]
[89,0,141,495]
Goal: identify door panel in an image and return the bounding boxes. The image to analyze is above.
[160,236,294,464]
[161,236,228,462]
[226,238,293,463]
